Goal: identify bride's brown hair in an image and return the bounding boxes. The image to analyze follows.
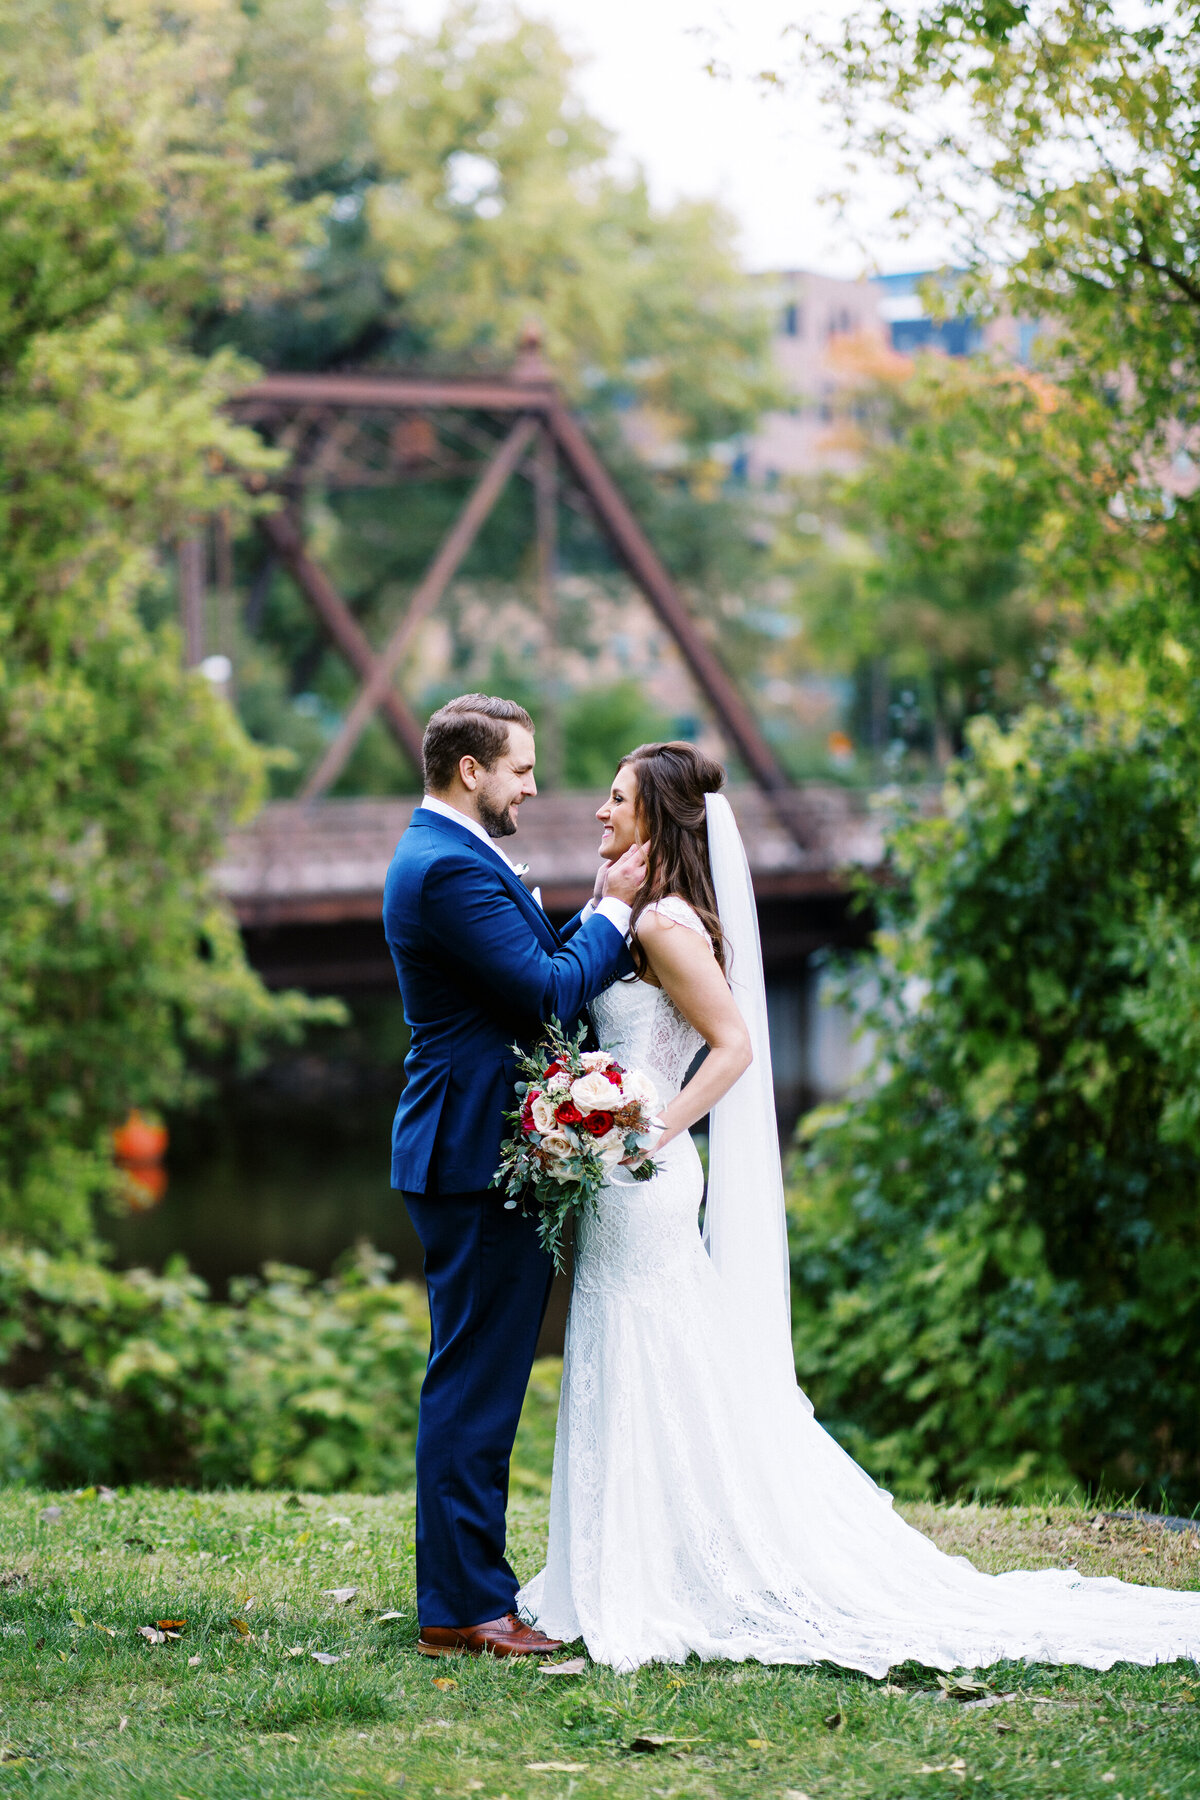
[617,742,728,978]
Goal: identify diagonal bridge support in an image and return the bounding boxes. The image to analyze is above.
[229,331,807,844]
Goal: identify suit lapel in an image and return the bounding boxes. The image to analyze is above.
[412,806,562,947]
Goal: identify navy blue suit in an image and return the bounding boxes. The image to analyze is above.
[382,805,631,1626]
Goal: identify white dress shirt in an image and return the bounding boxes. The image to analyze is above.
[419,795,631,937]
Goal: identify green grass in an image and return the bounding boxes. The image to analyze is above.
[2,1364,1199,1799]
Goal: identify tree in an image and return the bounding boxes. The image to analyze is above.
[784,0,1200,1499]
[0,0,336,1249]
[207,2,781,794]
[803,1,1200,658]
[777,352,1072,762]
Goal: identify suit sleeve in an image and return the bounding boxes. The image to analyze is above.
[417,854,625,1024]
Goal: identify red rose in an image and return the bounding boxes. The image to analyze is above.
[583,1110,614,1136]
[555,1101,584,1125]
[544,1059,568,1079]
[603,1064,623,1085]
[521,1090,539,1132]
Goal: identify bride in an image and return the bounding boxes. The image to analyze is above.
[519,741,1200,1675]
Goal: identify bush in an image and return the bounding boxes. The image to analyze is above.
[790,705,1200,1510]
[0,1242,429,1492]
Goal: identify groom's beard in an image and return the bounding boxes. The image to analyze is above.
[477,793,519,839]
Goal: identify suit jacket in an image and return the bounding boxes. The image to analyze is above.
[383,805,632,1195]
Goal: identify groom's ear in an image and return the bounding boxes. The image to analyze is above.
[458,753,482,791]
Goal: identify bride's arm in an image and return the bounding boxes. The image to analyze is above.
[634,912,751,1153]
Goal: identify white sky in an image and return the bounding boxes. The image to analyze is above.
[392,0,958,278]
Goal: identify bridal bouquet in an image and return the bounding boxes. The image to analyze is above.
[492,1018,661,1271]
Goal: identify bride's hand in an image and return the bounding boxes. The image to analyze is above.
[618,1115,670,1167]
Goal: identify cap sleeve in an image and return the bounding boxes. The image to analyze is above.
[640,895,712,944]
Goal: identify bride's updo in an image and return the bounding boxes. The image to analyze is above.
[616,741,728,977]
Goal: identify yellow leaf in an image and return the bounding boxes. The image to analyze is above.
[431,1676,457,1690]
[230,1618,251,1636]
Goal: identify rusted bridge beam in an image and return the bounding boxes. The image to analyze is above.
[256,507,426,775]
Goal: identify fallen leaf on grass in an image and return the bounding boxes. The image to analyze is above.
[527,1762,589,1773]
[69,1610,86,1628]
[37,1506,62,1524]
[881,1683,907,1696]
[431,1677,456,1690]
[783,1792,815,1800]
[322,1587,358,1605]
[94,1624,118,1638]
[375,1611,405,1623]
[187,1656,201,1667]
[157,1619,187,1632]
[285,1646,306,1659]
[937,1675,990,1700]
[138,1627,166,1645]
[118,1719,128,1734]
[822,1711,844,1732]
[962,1691,1017,1711]
[257,1733,300,1745]
[230,1618,252,1637]
[917,1759,967,1775]
[746,1737,767,1749]
[311,1652,341,1665]
[627,1735,686,1753]
[537,1657,585,1676]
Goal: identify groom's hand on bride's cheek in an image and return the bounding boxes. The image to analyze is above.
[605,842,650,905]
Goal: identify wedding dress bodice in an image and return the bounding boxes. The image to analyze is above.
[588,897,708,1104]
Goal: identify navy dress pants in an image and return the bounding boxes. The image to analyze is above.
[403,1188,555,1628]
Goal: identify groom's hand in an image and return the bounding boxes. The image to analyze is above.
[603,842,650,905]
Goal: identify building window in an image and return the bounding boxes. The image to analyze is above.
[782,302,803,338]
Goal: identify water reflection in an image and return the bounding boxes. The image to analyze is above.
[103,1006,571,1350]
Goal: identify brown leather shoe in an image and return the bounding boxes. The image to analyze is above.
[417,1613,566,1659]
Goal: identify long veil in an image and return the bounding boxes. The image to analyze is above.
[703,792,807,1392]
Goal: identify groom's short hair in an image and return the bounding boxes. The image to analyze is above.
[423,693,535,791]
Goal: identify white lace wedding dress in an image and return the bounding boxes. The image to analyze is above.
[519,896,1200,1675]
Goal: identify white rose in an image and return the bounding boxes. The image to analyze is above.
[570,1070,622,1112]
[531,1093,559,1134]
[546,1071,572,1096]
[580,1050,616,1072]
[537,1129,575,1167]
[594,1128,628,1172]
[620,1069,659,1115]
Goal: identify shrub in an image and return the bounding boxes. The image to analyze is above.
[790,705,1200,1509]
[0,1242,428,1491]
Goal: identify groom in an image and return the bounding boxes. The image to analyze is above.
[383,693,645,1658]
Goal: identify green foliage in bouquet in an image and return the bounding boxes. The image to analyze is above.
[790,701,1200,1509]
[0,1242,429,1491]
[492,1018,657,1273]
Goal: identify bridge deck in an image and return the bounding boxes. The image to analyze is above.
[216,787,889,929]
